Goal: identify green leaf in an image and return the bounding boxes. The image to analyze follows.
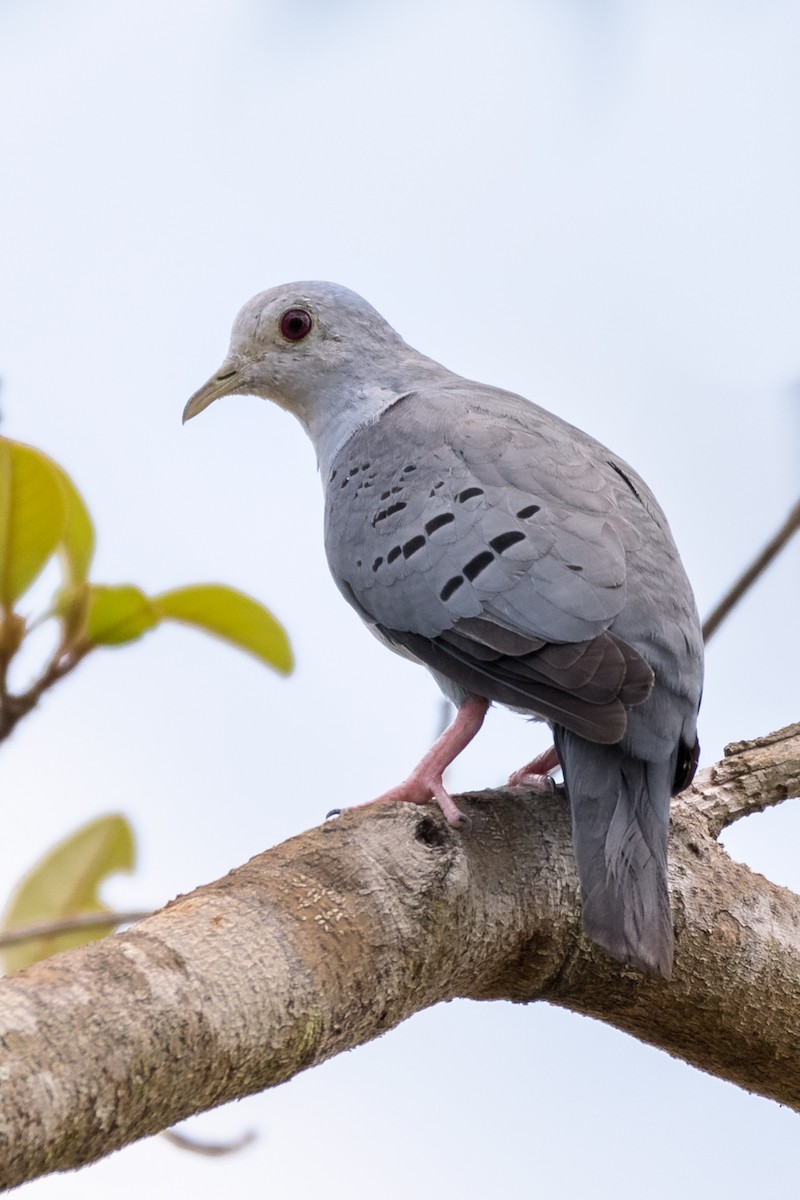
[1,814,135,973]
[154,584,293,674]
[84,584,159,646]
[48,459,95,584]
[0,438,67,606]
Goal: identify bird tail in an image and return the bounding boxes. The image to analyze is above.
[553,727,674,978]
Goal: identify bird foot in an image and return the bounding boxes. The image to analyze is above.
[363,774,470,828]
[331,696,489,830]
[507,744,560,792]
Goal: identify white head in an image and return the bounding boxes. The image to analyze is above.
[183,281,445,470]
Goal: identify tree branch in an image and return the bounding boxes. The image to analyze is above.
[702,498,800,642]
[0,910,153,950]
[684,722,800,836]
[160,1128,257,1157]
[1,724,799,1189]
[0,642,87,744]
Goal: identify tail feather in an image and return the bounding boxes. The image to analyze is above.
[553,726,674,978]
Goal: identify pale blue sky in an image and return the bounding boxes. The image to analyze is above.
[1,2,799,1197]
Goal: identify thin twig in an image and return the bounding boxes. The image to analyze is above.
[161,1128,257,1157]
[703,498,800,643]
[0,643,88,744]
[0,910,153,950]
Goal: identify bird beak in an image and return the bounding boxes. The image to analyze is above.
[182,358,243,424]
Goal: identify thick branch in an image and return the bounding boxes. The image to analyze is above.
[684,722,800,835]
[1,726,799,1188]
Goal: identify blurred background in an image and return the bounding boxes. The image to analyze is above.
[1,1,799,1196]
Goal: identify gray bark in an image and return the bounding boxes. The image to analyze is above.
[0,723,798,1190]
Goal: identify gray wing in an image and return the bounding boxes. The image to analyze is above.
[323,385,690,743]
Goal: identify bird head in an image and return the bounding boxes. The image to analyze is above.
[183,281,419,437]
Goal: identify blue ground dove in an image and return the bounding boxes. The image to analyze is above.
[184,281,703,978]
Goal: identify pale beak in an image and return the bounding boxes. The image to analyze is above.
[182,359,243,423]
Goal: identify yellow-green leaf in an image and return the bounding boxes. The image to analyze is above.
[0,438,67,606]
[1,814,135,972]
[47,459,95,584]
[154,584,293,674]
[84,584,159,645]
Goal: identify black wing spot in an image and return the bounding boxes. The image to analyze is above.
[372,557,383,572]
[608,461,642,502]
[372,501,407,526]
[356,559,362,567]
[380,491,391,500]
[387,546,402,564]
[361,462,370,470]
[458,487,484,503]
[490,531,526,555]
[464,551,494,581]
[340,477,349,488]
[330,468,338,482]
[516,504,540,519]
[440,575,464,601]
[403,535,426,558]
[425,513,455,535]
[349,466,360,476]
[566,564,583,572]
[402,464,417,473]
[391,486,403,494]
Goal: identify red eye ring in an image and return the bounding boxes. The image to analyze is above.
[280,308,313,342]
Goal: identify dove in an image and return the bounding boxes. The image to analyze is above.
[184,281,703,978]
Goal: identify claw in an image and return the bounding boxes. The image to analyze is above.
[340,697,489,826]
[507,744,560,791]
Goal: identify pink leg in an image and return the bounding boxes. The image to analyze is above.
[507,744,560,792]
[347,696,489,828]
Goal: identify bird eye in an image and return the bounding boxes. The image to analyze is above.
[280,308,313,342]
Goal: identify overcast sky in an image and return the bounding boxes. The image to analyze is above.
[1,2,799,1197]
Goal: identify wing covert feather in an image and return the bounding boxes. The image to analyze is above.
[323,382,701,746]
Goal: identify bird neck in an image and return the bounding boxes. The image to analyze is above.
[303,349,454,477]
[305,384,404,477]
